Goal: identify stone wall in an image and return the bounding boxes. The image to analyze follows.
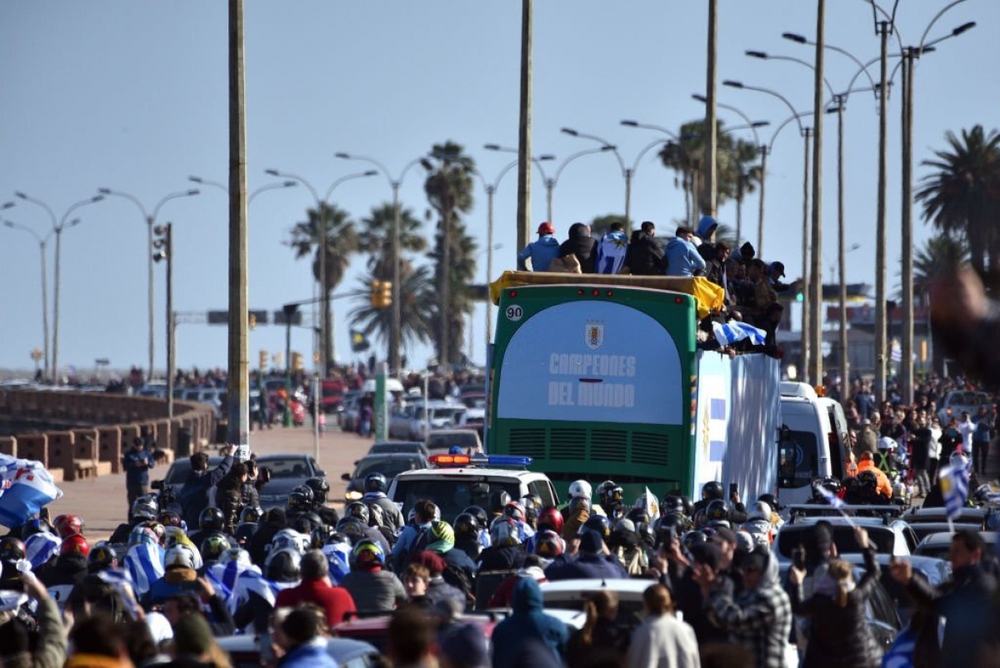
[0,390,217,482]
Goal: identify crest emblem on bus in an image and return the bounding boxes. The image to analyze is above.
[584,321,605,350]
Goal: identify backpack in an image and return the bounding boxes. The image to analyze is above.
[442,562,474,597]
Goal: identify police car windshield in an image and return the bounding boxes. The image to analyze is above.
[392,479,522,522]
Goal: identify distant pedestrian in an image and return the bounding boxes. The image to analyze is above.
[517,222,561,272]
[122,437,155,517]
[972,406,993,474]
[626,584,699,668]
[595,222,629,274]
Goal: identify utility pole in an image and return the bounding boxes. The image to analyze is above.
[703,0,719,217]
[227,0,250,458]
[874,20,890,403]
[390,182,402,374]
[757,146,768,255]
[835,97,849,403]
[801,128,812,383]
[809,0,826,387]
[901,47,915,404]
[515,0,533,252]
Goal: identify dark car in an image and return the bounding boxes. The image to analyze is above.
[151,456,224,498]
[255,454,326,509]
[366,441,429,457]
[341,452,429,501]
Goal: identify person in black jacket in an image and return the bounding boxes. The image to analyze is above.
[179,446,234,529]
[627,221,666,276]
[248,508,287,568]
[558,222,598,274]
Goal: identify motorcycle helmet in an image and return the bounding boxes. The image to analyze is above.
[743,518,773,550]
[502,502,526,524]
[265,547,302,583]
[200,535,233,564]
[681,530,707,552]
[304,477,330,504]
[489,516,521,547]
[234,523,258,546]
[488,490,512,516]
[88,541,118,572]
[582,514,611,540]
[705,499,731,523]
[164,544,197,570]
[219,547,253,569]
[461,506,489,530]
[351,538,385,568]
[661,494,686,516]
[311,525,337,550]
[364,473,388,495]
[519,495,542,525]
[199,507,226,533]
[454,513,479,541]
[757,493,781,511]
[291,512,323,536]
[568,480,593,500]
[627,506,651,527]
[344,502,370,526]
[567,496,591,517]
[239,506,264,525]
[270,528,309,555]
[131,496,158,523]
[747,501,772,522]
[157,511,183,528]
[701,481,725,502]
[53,514,83,539]
[533,529,564,559]
[537,505,564,534]
[286,486,315,515]
[60,533,90,558]
[597,481,624,509]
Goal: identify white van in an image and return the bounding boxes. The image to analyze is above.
[777,382,851,506]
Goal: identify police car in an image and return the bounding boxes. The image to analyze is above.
[387,454,558,522]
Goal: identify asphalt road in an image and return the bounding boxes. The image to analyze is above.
[48,422,375,541]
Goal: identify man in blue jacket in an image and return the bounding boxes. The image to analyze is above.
[544,529,628,581]
[122,436,155,518]
[491,577,569,668]
[665,226,707,277]
[517,222,561,272]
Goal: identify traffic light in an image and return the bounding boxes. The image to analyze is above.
[259,349,267,370]
[380,281,392,308]
[291,352,304,372]
[370,280,384,308]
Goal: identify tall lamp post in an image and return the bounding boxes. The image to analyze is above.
[265,168,376,375]
[560,128,632,230]
[723,80,813,383]
[531,147,615,224]
[98,188,199,381]
[188,176,299,203]
[3,217,55,379]
[15,192,104,384]
[335,153,426,376]
[151,224,174,417]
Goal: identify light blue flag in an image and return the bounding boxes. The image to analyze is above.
[712,320,767,347]
[939,463,970,520]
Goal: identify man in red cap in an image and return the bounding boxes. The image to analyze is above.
[517,222,561,272]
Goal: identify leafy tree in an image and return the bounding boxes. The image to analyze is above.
[659,120,762,225]
[423,141,477,367]
[913,236,969,302]
[286,204,359,363]
[349,264,436,349]
[916,125,1000,273]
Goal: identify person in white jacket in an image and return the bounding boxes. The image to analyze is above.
[958,411,976,457]
[627,583,700,668]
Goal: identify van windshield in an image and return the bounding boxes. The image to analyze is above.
[778,430,818,489]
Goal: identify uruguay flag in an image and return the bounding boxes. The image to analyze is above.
[125,543,165,596]
[208,558,261,615]
[939,462,970,520]
[25,532,61,570]
[712,320,767,347]
[0,456,63,528]
[232,571,298,610]
[322,543,351,585]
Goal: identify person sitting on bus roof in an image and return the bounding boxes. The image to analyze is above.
[665,226,707,278]
[695,215,719,245]
[626,221,667,276]
[517,222,561,272]
[595,221,629,275]
[558,222,598,274]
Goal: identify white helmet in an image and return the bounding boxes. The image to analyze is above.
[163,544,197,570]
[743,518,772,549]
[569,480,593,500]
[748,501,772,522]
[878,436,897,451]
[734,530,755,553]
[950,451,971,469]
[270,529,309,555]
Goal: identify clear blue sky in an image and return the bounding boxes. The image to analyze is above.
[1,1,996,377]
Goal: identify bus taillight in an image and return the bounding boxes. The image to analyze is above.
[592,289,600,296]
[606,290,614,297]
[675,297,683,304]
[509,290,517,298]
[577,289,584,296]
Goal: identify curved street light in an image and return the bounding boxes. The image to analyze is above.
[3,218,57,379]
[14,192,103,383]
[562,127,641,230]
[97,187,199,381]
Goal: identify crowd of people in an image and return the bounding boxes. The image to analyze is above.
[518,216,792,355]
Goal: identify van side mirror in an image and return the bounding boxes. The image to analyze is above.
[341,473,351,482]
[151,480,164,490]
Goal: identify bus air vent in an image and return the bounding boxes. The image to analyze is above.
[508,429,545,458]
[591,430,627,461]
[631,432,670,466]
[550,428,586,460]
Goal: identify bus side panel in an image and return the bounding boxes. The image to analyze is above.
[692,352,731,497]
[721,354,781,501]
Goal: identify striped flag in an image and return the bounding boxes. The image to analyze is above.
[939,462,970,520]
[712,321,767,347]
[0,455,63,528]
[95,568,142,619]
[25,532,61,570]
[817,485,846,510]
[232,571,298,611]
[124,543,165,596]
[322,543,352,585]
[208,556,261,615]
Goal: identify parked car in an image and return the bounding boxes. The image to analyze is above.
[908,522,982,543]
[321,378,346,414]
[426,429,482,456]
[255,454,326,509]
[914,531,998,561]
[775,516,917,560]
[366,441,429,457]
[215,634,380,668]
[341,452,429,500]
[181,388,226,419]
[388,401,467,441]
[937,390,993,424]
[903,506,988,527]
[151,456,224,499]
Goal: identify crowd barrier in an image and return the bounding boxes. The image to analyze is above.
[0,390,217,483]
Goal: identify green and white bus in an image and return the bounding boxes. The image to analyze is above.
[486,271,781,501]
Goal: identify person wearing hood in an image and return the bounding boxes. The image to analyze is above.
[491,577,569,668]
[595,221,630,274]
[518,222,561,272]
[558,222,598,274]
[425,520,476,599]
[665,226,707,278]
[695,214,719,245]
[627,221,667,276]
[695,551,792,668]
[272,606,337,668]
[544,530,628,581]
[627,584,700,668]
[414,551,466,610]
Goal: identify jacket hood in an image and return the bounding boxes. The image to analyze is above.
[666,237,686,251]
[697,215,718,239]
[512,575,543,614]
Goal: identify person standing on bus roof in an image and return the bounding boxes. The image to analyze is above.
[517,222,561,272]
[665,226,707,277]
[595,222,629,274]
[559,222,598,274]
[627,221,667,276]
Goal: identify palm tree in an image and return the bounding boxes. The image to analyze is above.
[912,236,969,303]
[423,141,477,367]
[916,125,1000,273]
[349,264,436,349]
[358,202,427,280]
[286,203,359,364]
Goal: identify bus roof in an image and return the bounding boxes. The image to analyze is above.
[489,271,724,319]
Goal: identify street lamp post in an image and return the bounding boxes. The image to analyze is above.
[152,224,174,417]
[15,193,104,384]
[560,128,631,231]
[97,188,199,382]
[188,176,299,203]
[2,218,53,379]
[529,147,614,224]
[335,153,425,376]
[265,168,376,375]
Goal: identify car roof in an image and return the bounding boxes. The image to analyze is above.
[904,506,987,521]
[358,452,428,462]
[540,578,650,599]
[430,429,479,436]
[393,467,543,480]
[784,516,898,528]
[256,453,310,462]
[917,531,998,547]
